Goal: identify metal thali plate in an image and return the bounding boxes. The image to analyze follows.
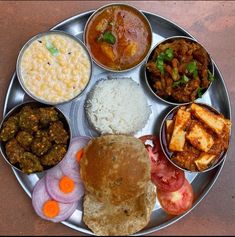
[3,10,232,235]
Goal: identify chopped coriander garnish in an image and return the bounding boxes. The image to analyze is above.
[197,87,204,98]
[158,52,165,61]
[187,61,198,78]
[193,69,198,78]
[182,74,190,82]
[156,53,165,74]
[102,31,116,44]
[207,69,215,81]
[46,41,59,56]
[172,74,190,87]
[172,81,181,88]
[165,48,174,61]
[155,48,174,74]
[187,61,197,73]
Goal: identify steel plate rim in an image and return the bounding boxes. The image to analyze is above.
[2,9,232,236]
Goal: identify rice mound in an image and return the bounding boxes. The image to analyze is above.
[85,78,151,134]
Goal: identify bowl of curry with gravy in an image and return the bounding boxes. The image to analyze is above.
[159,103,232,173]
[84,3,152,72]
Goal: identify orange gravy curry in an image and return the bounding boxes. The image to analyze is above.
[85,5,152,70]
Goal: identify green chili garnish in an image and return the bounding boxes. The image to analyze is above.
[156,52,165,74]
[164,48,174,61]
[102,31,116,44]
[207,69,215,81]
[187,61,198,78]
[156,48,174,74]
[172,75,190,87]
[46,41,59,56]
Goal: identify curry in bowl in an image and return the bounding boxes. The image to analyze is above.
[84,4,152,71]
[17,31,92,104]
[146,37,214,104]
[0,102,71,174]
[160,103,231,172]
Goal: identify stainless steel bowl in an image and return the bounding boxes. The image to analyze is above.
[83,3,153,73]
[145,36,214,106]
[159,102,231,173]
[0,101,72,175]
[16,30,93,105]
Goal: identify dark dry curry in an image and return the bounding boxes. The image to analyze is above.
[85,5,152,70]
[0,105,69,174]
[146,39,214,103]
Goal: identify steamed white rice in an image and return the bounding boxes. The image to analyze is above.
[85,78,151,134]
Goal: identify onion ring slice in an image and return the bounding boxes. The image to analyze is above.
[32,177,77,222]
[45,166,84,203]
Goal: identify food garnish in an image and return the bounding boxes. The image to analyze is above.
[187,60,198,77]
[46,40,59,56]
[156,48,174,73]
[59,176,75,193]
[45,165,84,203]
[43,200,60,218]
[197,87,204,98]
[207,69,215,81]
[76,148,84,162]
[100,31,116,44]
[172,74,190,87]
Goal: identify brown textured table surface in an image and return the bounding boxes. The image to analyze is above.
[0,1,234,236]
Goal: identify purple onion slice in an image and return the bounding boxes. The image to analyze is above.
[60,136,91,181]
[32,177,78,222]
[45,166,84,203]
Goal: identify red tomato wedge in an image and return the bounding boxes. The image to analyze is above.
[139,135,165,173]
[151,161,185,192]
[139,135,185,192]
[157,179,194,215]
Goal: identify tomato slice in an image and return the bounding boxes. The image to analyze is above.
[151,161,185,192]
[139,135,164,173]
[157,179,194,216]
[139,135,185,192]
